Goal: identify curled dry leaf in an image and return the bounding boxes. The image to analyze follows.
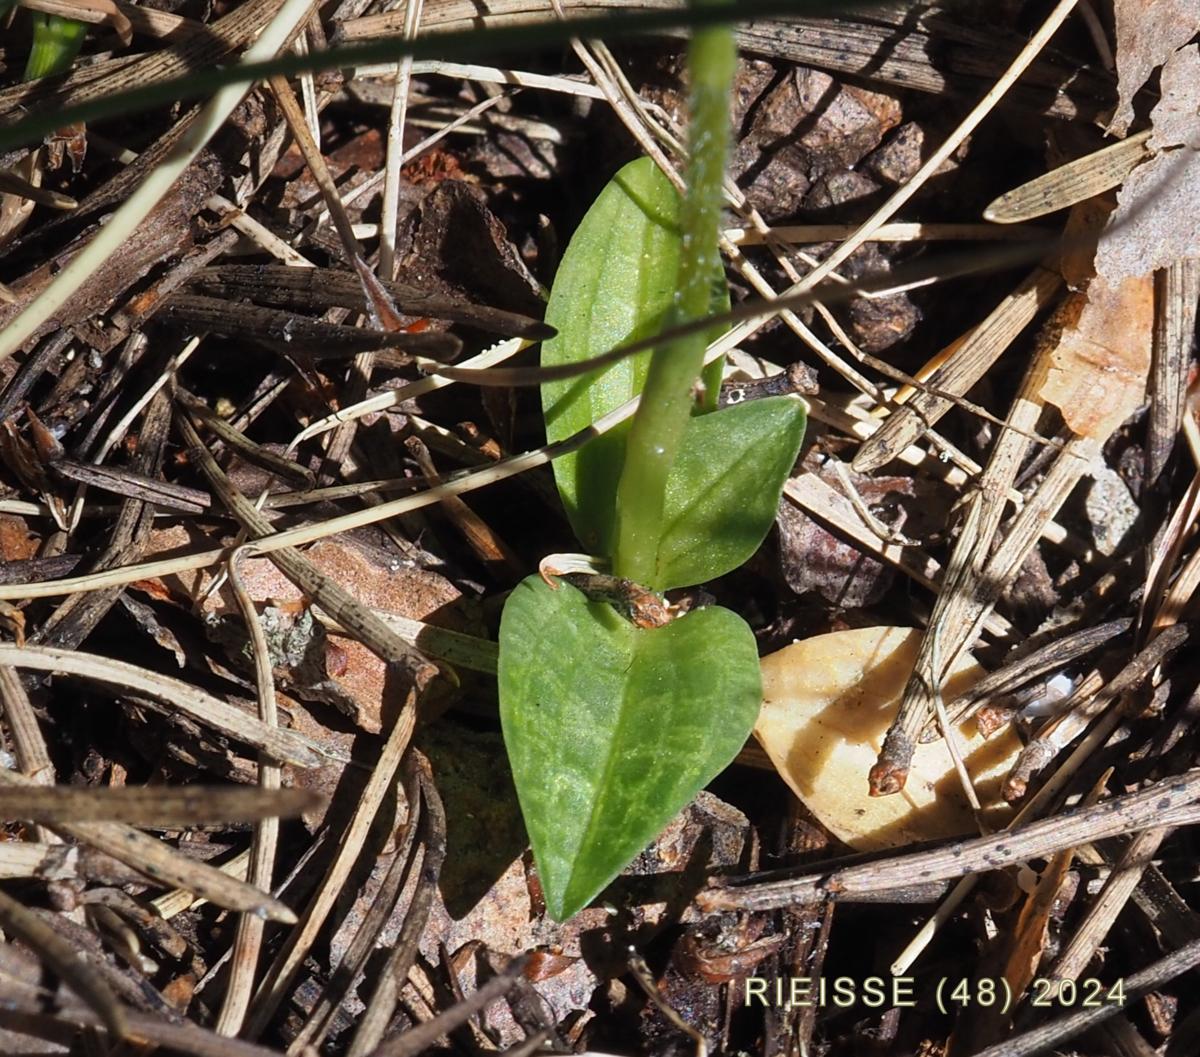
[1037,273,1154,441]
[755,627,1020,851]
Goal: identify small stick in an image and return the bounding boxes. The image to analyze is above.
[918,618,1132,742]
[405,435,524,581]
[151,849,249,920]
[0,171,76,210]
[1003,625,1187,800]
[339,1,1107,121]
[699,768,1200,912]
[176,387,314,489]
[342,759,448,1057]
[854,266,1061,472]
[0,769,296,922]
[0,666,54,786]
[397,59,606,97]
[268,69,363,264]
[628,948,708,1057]
[827,457,918,546]
[378,0,423,278]
[1146,260,1200,489]
[0,785,316,825]
[724,222,1052,244]
[313,607,498,674]
[188,264,552,338]
[158,292,461,359]
[50,458,212,512]
[366,956,529,1057]
[1045,825,1169,986]
[0,997,285,1056]
[113,0,206,40]
[293,758,423,1052]
[0,644,319,767]
[243,686,422,1035]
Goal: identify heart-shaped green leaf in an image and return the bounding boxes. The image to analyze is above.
[498,576,761,920]
[656,395,807,590]
[541,156,727,555]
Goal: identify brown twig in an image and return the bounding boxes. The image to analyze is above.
[699,768,1200,911]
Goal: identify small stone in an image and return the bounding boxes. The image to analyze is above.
[1085,458,1140,556]
[864,122,926,185]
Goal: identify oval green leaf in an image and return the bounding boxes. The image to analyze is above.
[656,395,807,590]
[541,156,727,555]
[498,576,761,920]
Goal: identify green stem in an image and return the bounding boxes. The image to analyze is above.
[25,12,87,81]
[611,1,735,587]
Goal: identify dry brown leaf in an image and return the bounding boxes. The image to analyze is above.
[1098,44,1200,283]
[1110,0,1200,135]
[142,525,468,732]
[1038,273,1154,440]
[755,627,1020,852]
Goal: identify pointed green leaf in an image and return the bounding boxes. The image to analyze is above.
[541,156,727,555]
[656,395,807,590]
[498,576,760,920]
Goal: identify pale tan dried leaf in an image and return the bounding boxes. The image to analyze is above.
[1098,45,1200,282]
[1038,274,1154,440]
[755,627,1020,852]
[1110,0,1200,134]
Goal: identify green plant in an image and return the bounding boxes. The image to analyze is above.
[23,12,87,80]
[0,0,87,82]
[498,5,807,920]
